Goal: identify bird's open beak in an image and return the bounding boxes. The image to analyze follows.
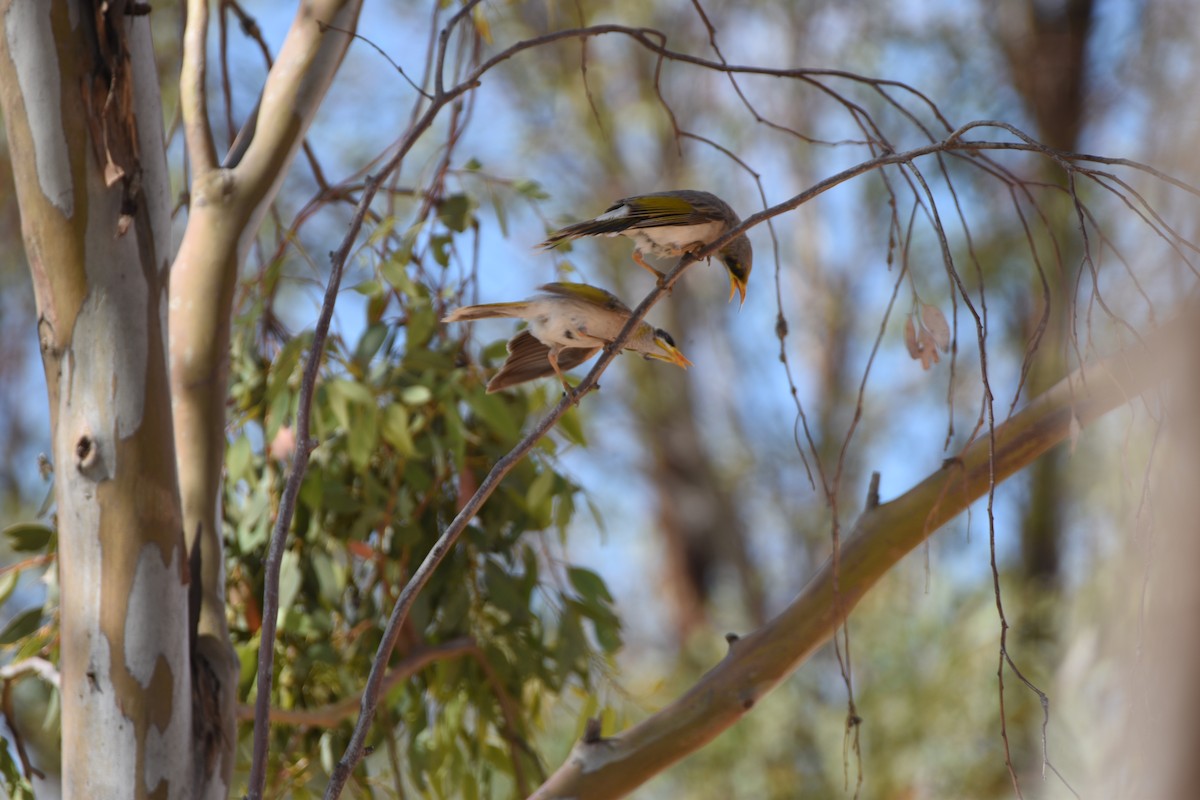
[728,274,748,306]
[648,341,693,369]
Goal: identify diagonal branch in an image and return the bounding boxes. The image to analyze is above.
[527,318,1182,800]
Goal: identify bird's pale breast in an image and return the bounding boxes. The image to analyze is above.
[625,221,725,258]
[526,299,619,349]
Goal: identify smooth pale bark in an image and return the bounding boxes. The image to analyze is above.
[0,2,190,797]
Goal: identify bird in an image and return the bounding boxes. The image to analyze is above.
[540,190,753,305]
[442,282,692,394]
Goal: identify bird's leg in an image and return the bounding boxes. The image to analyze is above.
[684,241,712,263]
[631,251,669,289]
[546,348,578,403]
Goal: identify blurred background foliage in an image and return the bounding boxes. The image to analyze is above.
[1,0,1197,797]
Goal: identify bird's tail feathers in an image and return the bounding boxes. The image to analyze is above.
[442,302,528,323]
[541,217,630,247]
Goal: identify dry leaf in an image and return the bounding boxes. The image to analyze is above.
[904,316,920,359]
[921,302,950,351]
[104,157,125,187]
[918,328,940,370]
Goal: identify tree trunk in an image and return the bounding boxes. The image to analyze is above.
[0,2,199,796]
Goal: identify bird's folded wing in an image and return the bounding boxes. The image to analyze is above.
[619,193,716,227]
[486,330,599,392]
[537,282,630,313]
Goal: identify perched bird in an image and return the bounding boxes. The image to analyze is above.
[541,190,753,304]
[443,282,692,394]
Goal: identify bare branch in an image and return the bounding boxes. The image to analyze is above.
[181,0,217,174]
[233,0,362,210]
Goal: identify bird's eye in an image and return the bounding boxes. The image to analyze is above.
[656,329,677,347]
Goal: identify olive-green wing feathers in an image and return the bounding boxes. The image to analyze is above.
[537,282,630,313]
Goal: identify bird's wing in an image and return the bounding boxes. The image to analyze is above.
[486,330,598,392]
[618,192,724,228]
[537,282,630,313]
[540,191,729,246]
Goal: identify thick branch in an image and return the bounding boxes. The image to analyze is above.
[233,0,361,211]
[530,322,1179,800]
[173,3,364,797]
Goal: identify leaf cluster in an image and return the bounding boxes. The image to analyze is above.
[222,188,619,795]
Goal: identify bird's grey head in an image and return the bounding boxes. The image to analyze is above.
[719,234,753,305]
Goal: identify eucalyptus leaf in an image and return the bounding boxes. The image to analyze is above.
[2,523,53,553]
[0,607,43,645]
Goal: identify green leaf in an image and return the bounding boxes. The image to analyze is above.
[381,403,418,457]
[354,322,389,365]
[593,616,623,654]
[351,279,383,297]
[554,492,576,533]
[0,570,21,608]
[429,233,452,268]
[311,551,343,604]
[277,551,302,628]
[463,391,515,437]
[556,609,587,682]
[526,469,555,519]
[267,333,308,399]
[328,378,376,407]
[557,405,587,446]
[568,567,613,605]
[381,257,416,295]
[0,608,43,645]
[346,402,379,471]
[3,523,53,552]
[437,194,473,233]
[407,303,437,348]
[365,214,398,248]
[437,583,470,630]
[489,188,509,237]
[483,560,525,620]
[226,435,253,483]
[236,486,270,552]
[400,385,433,406]
[265,384,293,443]
[515,179,548,200]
